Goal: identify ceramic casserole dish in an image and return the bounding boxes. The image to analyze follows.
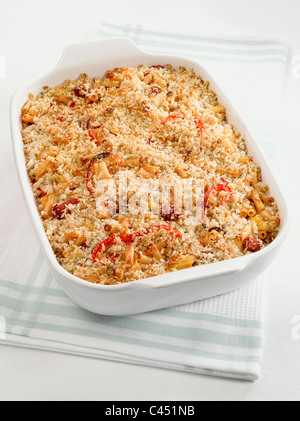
[10,38,289,315]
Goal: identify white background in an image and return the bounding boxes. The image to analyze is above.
[0,0,300,401]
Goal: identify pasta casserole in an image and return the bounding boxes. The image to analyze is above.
[21,65,280,285]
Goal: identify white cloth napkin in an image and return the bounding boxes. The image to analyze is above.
[0,24,289,381]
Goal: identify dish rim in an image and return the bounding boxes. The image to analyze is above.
[10,37,290,291]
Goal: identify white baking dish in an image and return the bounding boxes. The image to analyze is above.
[10,38,289,316]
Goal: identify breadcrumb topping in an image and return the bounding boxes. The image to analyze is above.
[21,65,280,285]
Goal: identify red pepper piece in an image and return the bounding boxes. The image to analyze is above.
[52,198,80,219]
[86,152,125,196]
[201,182,232,223]
[204,183,232,209]
[160,205,184,221]
[105,72,115,79]
[87,116,96,140]
[107,153,125,167]
[162,116,205,134]
[245,236,262,252]
[92,225,182,263]
[37,187,47,196]
[193,117,206,133]
[74,84,87,98]
[142,225,182,239]
[162,115,184,125]
[150,86,161,96]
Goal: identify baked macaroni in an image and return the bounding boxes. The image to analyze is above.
[21,65,280,285]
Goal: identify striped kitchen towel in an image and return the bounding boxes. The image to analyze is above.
[0,25,289,381]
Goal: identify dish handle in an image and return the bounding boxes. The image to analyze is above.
[137,255,254,289]
[54,37,146,72]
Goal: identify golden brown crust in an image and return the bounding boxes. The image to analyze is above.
[21,65,280,285]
